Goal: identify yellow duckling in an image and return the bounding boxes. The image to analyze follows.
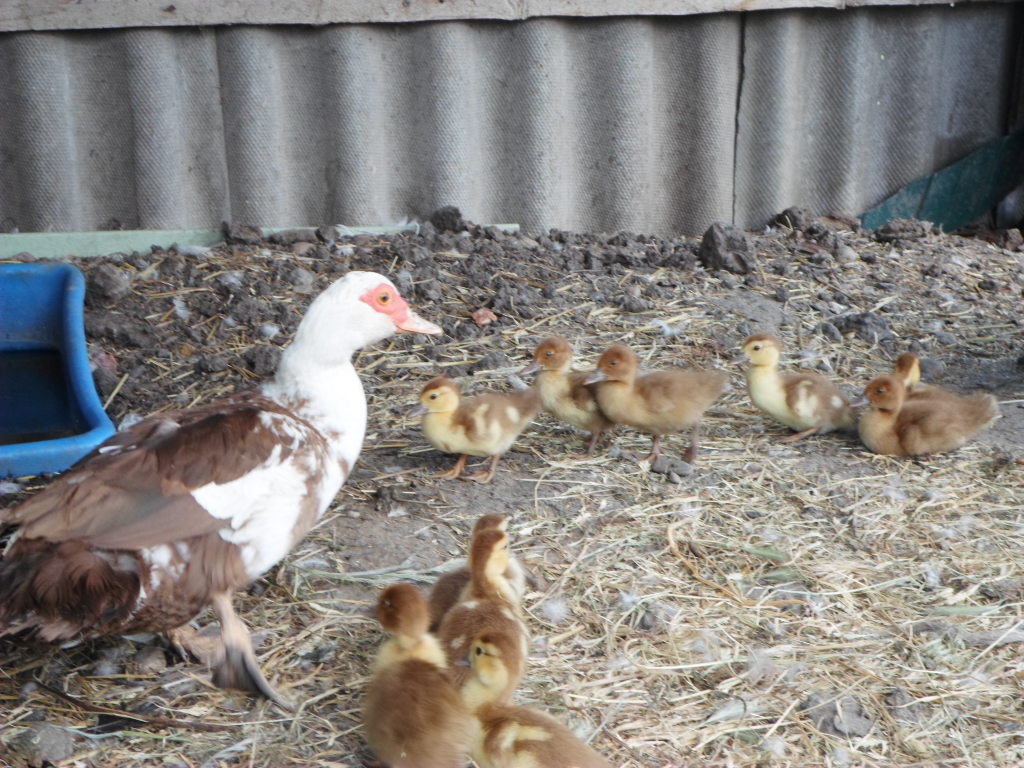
[519,336,612,455]
[438,527,528,702]
[363,583,473,768]
[428,513,528,632]
[741,333,855,441]
[412,376,540,483]
[893,352,923,391]
[857,374,1000,456]
[465,632,612,768]
[583,343,728,463]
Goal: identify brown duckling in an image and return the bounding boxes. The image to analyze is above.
[363,583,473,768]
[519,336,612,455]
[438,528,528,701]
[741,333,855,441]
[411,376,540,483]
[465,632,612,768]
[583,343,728,463]
[857,374,1000,456]
[428,514,528,632]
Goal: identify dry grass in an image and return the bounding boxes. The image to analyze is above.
[1,222,1022,767]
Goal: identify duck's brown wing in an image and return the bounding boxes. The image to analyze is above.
[2,393,315,549]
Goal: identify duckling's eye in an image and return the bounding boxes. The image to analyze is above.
[475,646,484,656]
[753,344,762,351]
[430,392,438,400]
[377,290,392,305]
[610,360,618,366]
[545,350,554,357]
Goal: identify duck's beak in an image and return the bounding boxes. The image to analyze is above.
[519,361,542,376]
[407,403,429,419]
[581,370,606,385]
[396,310,442,335]
[850,396,869,408]
[453,657,471,668]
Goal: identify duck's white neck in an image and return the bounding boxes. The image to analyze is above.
[263,346,366,445]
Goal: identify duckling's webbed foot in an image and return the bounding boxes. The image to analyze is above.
[779,426,820,443]
[437,454,468,480]
[210,592,293,710]
[464,455,500,484]
[636,435,663,464]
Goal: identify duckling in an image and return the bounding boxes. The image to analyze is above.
[741,333,855,441]
[582,343,728,463]
[465,632,612,768]
[411,376,540,483]
[428,514,528,632]
[519,336,612,455]
[363,583,473,768]
[857,374,1000,456]
[438,528,528,701]
[893,352,923,391]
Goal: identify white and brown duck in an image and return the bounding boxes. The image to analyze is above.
[411,376,540,483]
[0,271,441,707]
[857,374,1000,456]
[583,343,728,464]
[741,333,855,441]
[519,336,611,455]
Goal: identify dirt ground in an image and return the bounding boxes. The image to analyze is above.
[1,210,1022,767]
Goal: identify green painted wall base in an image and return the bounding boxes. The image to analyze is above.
[0,224,520,261]
[861,128,1024,233]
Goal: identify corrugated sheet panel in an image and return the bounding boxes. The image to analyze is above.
[0,4,1018,236]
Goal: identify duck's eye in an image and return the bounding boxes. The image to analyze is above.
[610,359,618,366]
[377,290,392,305]
[545,350,554,357]
[753,344,762,351]
[475,646,484,656]
[429,392,438,400]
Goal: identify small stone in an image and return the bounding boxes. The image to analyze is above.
[290,241,317,256]
[834,243,859,264]
[429,205,466,232]
[222,222,262,244]
[288,266,316,294]
[978,278,999,292]
[650,455,694,478]
[875,218,931,242]
[86,263,132,306]
[132,645,167,675]
[773,207,815,230]
[885,688,929,724]
[269,228,315,246]
[698,222,758,275]
[817,322,842,342]
[195,355,228,373]
[800,691,875,737]
[243,346,280,376]
[832,311,895,343]
[4,723,75,766]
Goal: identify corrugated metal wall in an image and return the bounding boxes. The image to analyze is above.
[0,4,1018,236]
